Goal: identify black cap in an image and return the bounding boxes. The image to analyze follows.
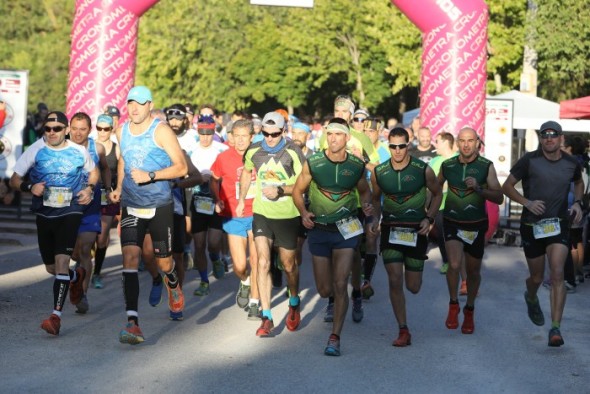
[105,105,121,117]
[166,103,187,119]
[540,120,562,134]
[184,103,196,115]
[44,111,68,126]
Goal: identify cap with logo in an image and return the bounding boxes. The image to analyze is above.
[105,105,120,117]
[44,111,68,126]
[197,114,216,135]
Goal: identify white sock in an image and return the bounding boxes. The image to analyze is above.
[242,276,251,286]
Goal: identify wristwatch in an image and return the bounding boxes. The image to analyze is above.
[276,186,285,198]
[426,216,435,225]
[148,171,156,182]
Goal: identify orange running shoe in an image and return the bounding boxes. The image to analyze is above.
[165,277,184,313]
[446,303,460,329]
[119,322,145,345]
[459,280,468,296]
[461,307,475,334]
[256,317,274,337]
[392,327,412,347]
[40,314,61,335]
[285,304,301,331]
[69,267,86,305]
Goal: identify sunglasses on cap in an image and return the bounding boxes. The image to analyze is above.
[540,130,561,139]
[96,126,112,132]
[44,125,66,133]
[352,117,366,123]
[166,109,186,118]
[262,130,283,138]
[389,143,408,150]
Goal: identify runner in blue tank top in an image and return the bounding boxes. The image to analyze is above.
[10,111,99,336]
[110,86,188,345]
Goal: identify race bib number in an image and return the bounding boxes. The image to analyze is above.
[100,188,108,206]
[128,207,156,219]
[457,229,479,245]
[336,216,364,240]
[388,227,418,247]
[194,196,215,215]
[43,187,73,208]
[236,181,256,200]
[533,218,560,239]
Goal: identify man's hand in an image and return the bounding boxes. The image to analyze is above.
[525,200,546,216]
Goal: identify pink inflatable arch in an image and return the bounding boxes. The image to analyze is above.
[66,0,488,139]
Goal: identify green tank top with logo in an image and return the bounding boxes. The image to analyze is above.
[307,151,365,225]
[374,156,427,226]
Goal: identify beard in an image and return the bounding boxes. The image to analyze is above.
[171,122,187,135]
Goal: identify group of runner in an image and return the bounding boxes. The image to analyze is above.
[10,87,582,355]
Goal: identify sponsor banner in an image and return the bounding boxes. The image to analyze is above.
[0,70,28,178]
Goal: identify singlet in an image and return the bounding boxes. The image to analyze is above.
[243,138,305,219]
[104,140,118,189]
[374,156,428,226]
[441,155,492,225]
[13,138,95,217]
[211,147,256,218]
[429,153,458,210]
[307,151,365,225]
[120,118,172,208]
[190,140,228,198]
[510,149,581,223]
[318,126,380,165]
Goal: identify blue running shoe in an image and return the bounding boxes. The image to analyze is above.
[149,276,164,307]
[169,311,184,321]
[324,334,341,356]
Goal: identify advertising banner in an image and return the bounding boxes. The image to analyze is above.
[0,70,28,178]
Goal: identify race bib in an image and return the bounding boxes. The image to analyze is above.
[100,188,108,206]
[43,187,73,208]
[194,196,215,215]
[457,229,479,245]
[336,216,364,240]
[236,181,256,200]
[533,218,560,239]
[389,227,418,247]
[128,207,156,219]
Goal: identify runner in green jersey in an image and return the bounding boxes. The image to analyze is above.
[293,119,373,356]
[438,127,504,335]
[369,127,442,347]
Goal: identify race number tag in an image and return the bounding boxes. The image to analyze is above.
[43,187,73,208]
[336,216,364,240]
[457,229,479,245]
[100,188,108,206]
[533,218,560,239]
[194,196,215,215]
[235,181,256,200]
[128,207,156,219]
[389,227,418,247]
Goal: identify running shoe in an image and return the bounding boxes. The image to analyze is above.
[213,260,225,279]
[446,302,460,329]
[184,252,194,271]
[461,307,474,334]
[236,282,251,309]
[524,291,545,326]
[548,327,564,347]
[392,327,412,347]
[69,267,86,305]
[169,311,184,321]
[542,278,552,289]
[565,281,576,294]
[165,277,184,313]
[285,303,301,331]
[193,282,210,296]
[256,317,274,337]
[440,262,449,274]
[247,303,262,321]
[91,275,104,289]
[324,302,334,323]
[149,277,164,307]
[75,295,89,314]
[119,322,145,345]
[361,280,375,300]
[223,256,230,273]
[324,334,341,356]
[40,314,61,336]
[351,296,364,323]
[459,280,468,296]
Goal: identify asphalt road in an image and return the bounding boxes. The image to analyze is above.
[1,227,589,393]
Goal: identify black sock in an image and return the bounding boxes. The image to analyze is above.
[465,304,474,311]
[122,272,139,315]
[165,269,179,289]
[94,247,107,275]
[450,299,459,304]
[363,254,377,281]
[53,274,70,312]
[152,274,163,286]
[399,324,408,329]
[328,296,334,305]
[352,289,361,299]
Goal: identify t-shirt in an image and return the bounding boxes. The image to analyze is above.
[211,147,256,217]
[510,149,581,223]
[429,153,458,210]
[318,127,380,165]
[412,145,436,163]
[190,140,229,197]
[243,138,305,219]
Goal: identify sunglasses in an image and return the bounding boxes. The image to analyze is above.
[97,126,112,132]
[166,109,186,117]
[389,143,408,150]
[44,125,65,133]
[540,131,561,139]
[352,117,366,123]
[262,130,283,138]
